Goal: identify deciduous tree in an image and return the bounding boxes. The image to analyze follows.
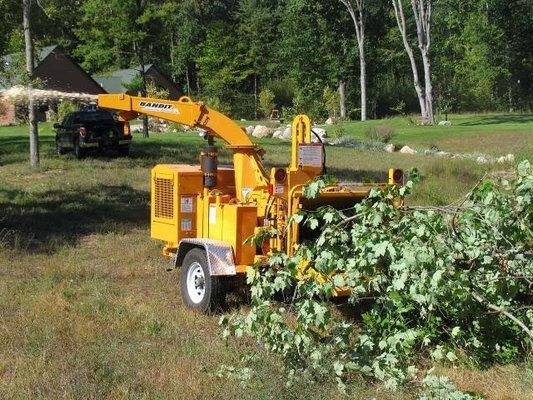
[391,0,434,124]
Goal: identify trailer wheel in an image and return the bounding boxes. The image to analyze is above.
[180,248,222,313]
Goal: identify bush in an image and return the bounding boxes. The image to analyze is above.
[348,108,361,120]
[323,86,340,118]
[364,125,395,143]
[49,101,79,124]
[146,81,170,99]
[204,96,231,116]
[259,88,275,118]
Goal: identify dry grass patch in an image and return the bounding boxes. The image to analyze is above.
[438,365,532,400]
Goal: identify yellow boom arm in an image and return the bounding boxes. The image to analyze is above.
[97,93,269,201]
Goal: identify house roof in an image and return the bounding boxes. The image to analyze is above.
[0,45,106,94]
[1,44,57,68]
[1,45,59,88]
[92,65,154,93]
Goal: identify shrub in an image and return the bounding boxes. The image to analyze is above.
[390,100,406,115]
[204,96,231,116]
[49,101,79,124]
[259,88,275,118]
[348,108,361,120]
[323,86,340,118]
[146,81,170,99]
[364,125,395,143]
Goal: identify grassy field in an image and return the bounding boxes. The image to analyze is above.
[0,114,532,399]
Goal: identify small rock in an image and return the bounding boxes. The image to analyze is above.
[497,156,506,164]
[130,124,142,133]
[311,128,327,143]
[435,151,452,158]
[399,145,417,155]
[505,153,515,163]
[245,125,254,135]
[325,117,334,125]
[252,125,273,138]
[384,143,395,153]
[272,130,283,139]
[476,156,489,164]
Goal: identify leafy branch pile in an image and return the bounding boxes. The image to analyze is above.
[223,161,532,389]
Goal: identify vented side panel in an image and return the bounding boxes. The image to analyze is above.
[155,178,174,219]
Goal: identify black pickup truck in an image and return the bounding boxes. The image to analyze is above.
[54,110,132,158]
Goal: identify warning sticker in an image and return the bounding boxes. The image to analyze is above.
[209,204,217,224]
[180,196,194,213]
[274,184,284,194]
[298,144,323,167]
[181,218,192,231]
[241,187,252,200]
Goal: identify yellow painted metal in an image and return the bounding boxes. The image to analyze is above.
[151,164,203,252]
[99,93,397,297]
[98,94,269,202]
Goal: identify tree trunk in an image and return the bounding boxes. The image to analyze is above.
[392,0,426,119]
[340,0,367,121]
[359,45,367,121]
[410,0,434,124]
[195,63,201,95]
[23,0,39,168]
[421,48,434,123]
[185,66,191,97]
[135,41,149,138]
[140,62,149,138]
[254,73,258,120]
[338,80,347,119]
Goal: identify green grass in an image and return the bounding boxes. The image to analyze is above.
[243,112,533,158]
[0,114,531,399]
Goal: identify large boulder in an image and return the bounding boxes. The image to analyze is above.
[399,145,417,155]
[252,125,273,138]
[280,126,292,140]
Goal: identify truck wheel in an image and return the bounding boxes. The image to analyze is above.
[55,140,66,155]
[73,140,84,159]
[180,248,222,313]
[118,145,130,156]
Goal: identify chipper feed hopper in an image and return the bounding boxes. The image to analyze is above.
[97,93,403,311]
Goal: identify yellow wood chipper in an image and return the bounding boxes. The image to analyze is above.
[97,94,403,312]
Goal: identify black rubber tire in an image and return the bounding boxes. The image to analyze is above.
[55,140,66,155]
[73,140,84,159]
[180,248,223,313]
[117,145,130,156]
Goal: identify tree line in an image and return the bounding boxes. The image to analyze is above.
[1,0,532,123]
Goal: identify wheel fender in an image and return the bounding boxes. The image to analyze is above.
[175,239,236,276]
